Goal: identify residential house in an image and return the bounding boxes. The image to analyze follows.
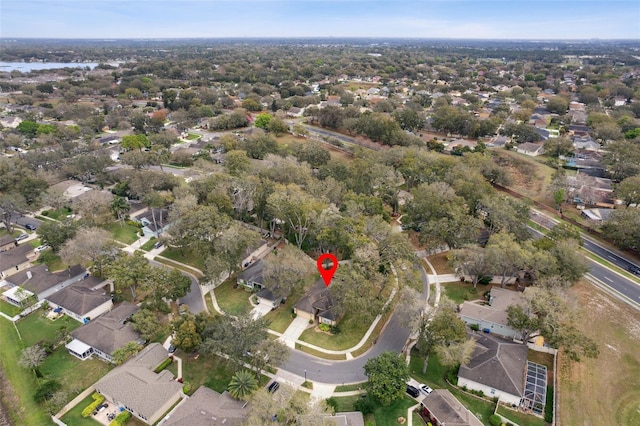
[293,278,342,326]
[515,142,545,156]
[533,128,550,141]
[457,334,529,406]
[94,343,183,425]
[581,208,614,223]
[487,135,508,148]
[568,124,591,137]
[0,244,36,278]
[572,136,599,151]
[66,302,142,362]
[1,264,86,304]
[98,135,121,145]
[0,235,18,252]
[160,386,248,426]
[134,208,170,237]
[299,412,365,426]
[46,276,113,323]
[255,287,284,310]
[418,389,483,426]
[459,287,524,340]
[237,259,264,290]
[286,106,304,117]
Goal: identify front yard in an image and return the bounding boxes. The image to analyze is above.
[214,278,253,316]
[331,394,416,425]
[440,281,486,304]
[298,311,371,351]
[107,222,140,245]
[159,246,206,271]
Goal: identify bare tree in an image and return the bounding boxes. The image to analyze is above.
[60,227,118,276]
[19,345,47,376]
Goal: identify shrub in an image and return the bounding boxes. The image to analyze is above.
[318,323,331,332]
[153,357,173,373]
[489,414,502,426]
[354,395,376,415]
[469,323,480,331]
[41,210,49,216]
[325,397,338,410]
[330,325,340,334]
[183,381,192,394]
[33,380,62,403]
[109,411,131,426]
[545,386,554,422]
[309,319,314,324]
[81,392,105,417]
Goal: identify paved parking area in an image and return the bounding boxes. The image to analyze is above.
[279,316,311,348]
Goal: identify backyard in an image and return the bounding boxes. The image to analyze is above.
[17,309,81,347]
[331,394,416,425]
[440,281,487,304]
[60,393,146,426]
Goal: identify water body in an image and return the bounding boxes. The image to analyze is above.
[0,61,113,72]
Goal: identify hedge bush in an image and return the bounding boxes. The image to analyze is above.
[109,410,131,426]
[81,392,105,417]
[153,357,173,373]
[545,386,554,422]
[489,414,502,426]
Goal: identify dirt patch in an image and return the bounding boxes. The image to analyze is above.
[427,252,454,274]
[558,280,640,425]
[0,368,19,426]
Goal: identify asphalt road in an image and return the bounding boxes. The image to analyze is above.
[280,310,411,384]
[148,260,205,314]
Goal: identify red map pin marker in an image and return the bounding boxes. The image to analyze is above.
[317,253,338,287]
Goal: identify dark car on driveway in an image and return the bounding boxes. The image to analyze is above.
[406,385,420,398]
[25,224,37,230]
[267,381,280,393]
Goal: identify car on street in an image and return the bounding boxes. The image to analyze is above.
[419,384,433,396]
[25,224,37,230]
[34,244,51,253]
[627,265,640,276]
[406,384,420,398]
[267,381,280,393]
[15,233,29,241]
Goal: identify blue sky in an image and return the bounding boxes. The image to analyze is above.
[2,1,639,39]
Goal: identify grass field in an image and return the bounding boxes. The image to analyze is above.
[426,252,454,274]
[139,237,157,251]
[440,281,485,304]
[186,133,201,140]
[298,311,370,351]
[41,207,72,221]
[159,246,206,271]
[331,395,416,425]
[17,310,81,347]
[34,251,66,272]
[263,304,295,334]
[334,383,366,392]
[214,278,253,316]
[559,280,640,426]
[0,299,21,316]
[107,223,140,244]
[490,148,556,205]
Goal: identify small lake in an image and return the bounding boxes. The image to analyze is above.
[0,61,117,72]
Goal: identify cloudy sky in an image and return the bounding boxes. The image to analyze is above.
[2,0,639,39]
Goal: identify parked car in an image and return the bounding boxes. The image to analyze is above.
[34,245,51,253]
[153,241,164,249]
[168,345,176,354]
[25,224,37,230]
[267,381,280,393]
[419,384,433,396]
[15,233,29,241]
[627,265,640,276]
[406,385,420,398]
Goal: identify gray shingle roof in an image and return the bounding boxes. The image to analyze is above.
[163,387,247,426]
[95,343,181,421]
[46,280,111,317]
[71,302,141,355]
[7,264,85,295]
[458,334,528,398]
[421,389,483,426]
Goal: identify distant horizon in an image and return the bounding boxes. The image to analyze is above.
[2,1,639,40]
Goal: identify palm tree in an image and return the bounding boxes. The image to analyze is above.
[111,196,130,227]
[227,370,258,400]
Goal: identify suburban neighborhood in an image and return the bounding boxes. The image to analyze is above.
[0,31,639,426]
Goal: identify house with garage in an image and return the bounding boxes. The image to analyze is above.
[66,302,142,362]
[134,209,170,237]
[160,386,248,426]
[0,244,36,278]
[237,259,265,291]
[459,287,524,340]
[418,389,483,426]
[94,343,183,425]
[46,276,113,323]
[293,278,342,326]
[457,334,531,407]
[1,264,86,305]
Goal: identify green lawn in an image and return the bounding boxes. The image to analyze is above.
[298,311,371,351]
[413,408,427,425]
[159,246,206,271]
[40,347,113,400]
[175,350,269,395]
[441,281,484,304]
[59,394,100,426]
[41,207,72,221]
[34,251,66,272]
[332,395,416,425]
[334,383,366,392]
[294,343,347,360]
[263,291,300,333]
[107,223,140,244]
[139,237,157,251]
[350,308,394,358]
[214,279,253,316]
[186,133,201,140]
[497,405,549,426]
[0,299,21,316]
[0,317,54,426]
[17,311,81,347]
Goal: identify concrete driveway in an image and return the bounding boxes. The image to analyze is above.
[252,303,273,319]
[280,316,311,348]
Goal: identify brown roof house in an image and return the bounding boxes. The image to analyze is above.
[160,386,248,426]
[94,343,183,425]
[66,302,143,362]
[46,276,113,323]
[1,264,86,307]
[418,389,483,426]
[459,287,524,340]
[236,259,284,309]
[0,234,18,252]
[515,142,545,157]
[293,278,342,326]
[457,333,528,406]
